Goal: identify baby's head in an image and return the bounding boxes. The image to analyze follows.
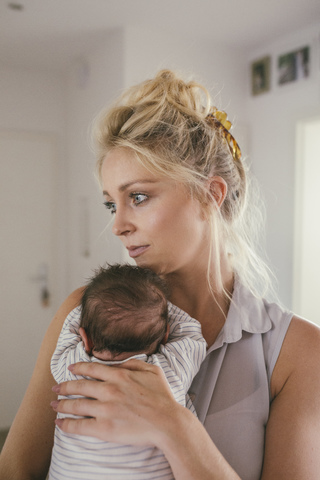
[79,264,169,361]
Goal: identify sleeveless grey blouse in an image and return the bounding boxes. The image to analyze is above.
[189,281,293,480]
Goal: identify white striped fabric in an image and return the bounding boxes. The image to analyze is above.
[49,303,206,480]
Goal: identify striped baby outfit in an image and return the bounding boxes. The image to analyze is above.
[49,302,207,480]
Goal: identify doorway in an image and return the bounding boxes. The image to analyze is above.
[293,116,320,325]
[0,130,59,429]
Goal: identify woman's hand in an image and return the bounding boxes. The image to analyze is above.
[51,359,240,480]
[51,359,178,447]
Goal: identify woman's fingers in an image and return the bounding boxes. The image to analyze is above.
[68,359,161,382]
[55,416,96,435]
[68,359,158,378]
[53,376,128,402]
[52,396,124,429]
[54,361,165,400]
[55,416,114,441]
[68,361,122,381]
[51,396,98,417]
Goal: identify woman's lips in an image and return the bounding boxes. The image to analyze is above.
[127,245,150,258]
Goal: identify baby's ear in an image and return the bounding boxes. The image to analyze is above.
[79,327,94,354]
[161,324,170,345]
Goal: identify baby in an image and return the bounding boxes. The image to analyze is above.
[49,263,206,480]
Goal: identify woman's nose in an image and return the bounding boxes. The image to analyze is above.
[112,209,134,237]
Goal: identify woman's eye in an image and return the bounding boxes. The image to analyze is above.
[130,193,148,205]
[103,201,116,214]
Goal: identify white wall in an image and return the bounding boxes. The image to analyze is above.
[65,29,126,292]
[0,65,64,131]
[246,22,320,307]
[123,26,247,145]
[124,26,246,109]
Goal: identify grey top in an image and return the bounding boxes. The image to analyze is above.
[189,281,293,480]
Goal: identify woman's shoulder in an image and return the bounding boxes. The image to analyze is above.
[47,287,85,343]
[61,286,85,311]
[54,287,84,321]
[281,315,320,367]
[271,315,320,399]
[286,314,320,339]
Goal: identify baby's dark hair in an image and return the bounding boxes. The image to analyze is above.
[80,263,169,356]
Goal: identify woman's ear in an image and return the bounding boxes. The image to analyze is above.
[207,176,227,208]
[79,327,94,354]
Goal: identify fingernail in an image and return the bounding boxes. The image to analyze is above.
[55,418,63,428]
[50,400,59,410]
[52,384,60,393]
[68,364,75,372]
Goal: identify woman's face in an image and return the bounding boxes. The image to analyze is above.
[101,148,211,276]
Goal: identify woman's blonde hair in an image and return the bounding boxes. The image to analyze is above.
[93,69,275,299]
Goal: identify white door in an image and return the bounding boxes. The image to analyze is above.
[0,131,57,429]
[293,117,320,326]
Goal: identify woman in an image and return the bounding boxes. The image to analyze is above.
[1,70,320,480]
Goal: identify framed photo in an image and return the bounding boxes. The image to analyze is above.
[278,46,310,85]
[251,56,271,96]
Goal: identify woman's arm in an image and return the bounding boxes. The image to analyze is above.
[261,316,320,479]
[0,288,83,480]
[50,360,240,479]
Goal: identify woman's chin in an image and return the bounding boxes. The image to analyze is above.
[135,258,163,275]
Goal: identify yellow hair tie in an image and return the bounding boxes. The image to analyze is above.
[206,108,242,163]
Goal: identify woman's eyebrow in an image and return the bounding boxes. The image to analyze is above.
[103,179,158,196]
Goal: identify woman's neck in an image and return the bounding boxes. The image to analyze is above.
[166,267,234,347]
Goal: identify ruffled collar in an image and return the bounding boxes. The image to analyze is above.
[207,279,272,354]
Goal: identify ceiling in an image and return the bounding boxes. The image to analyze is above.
[0,0,320,71]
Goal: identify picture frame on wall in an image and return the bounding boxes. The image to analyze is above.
[278,46,310,85]
[251,56,271,96]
